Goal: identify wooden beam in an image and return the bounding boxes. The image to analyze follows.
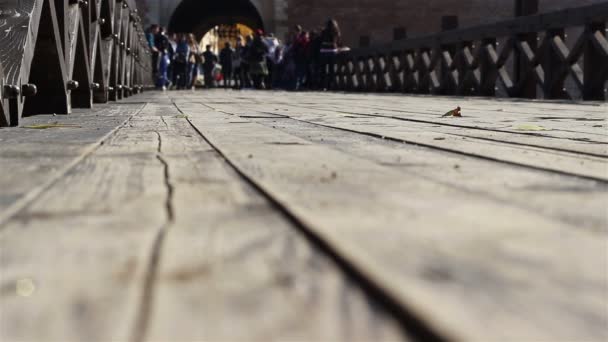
[23,0,70,116]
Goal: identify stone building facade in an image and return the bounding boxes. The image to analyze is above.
[286,0,604,47]
[140,0,603,46]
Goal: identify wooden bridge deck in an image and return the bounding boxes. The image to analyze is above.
[0,90,607,341]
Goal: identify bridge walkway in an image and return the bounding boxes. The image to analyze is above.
[0,90,606,341]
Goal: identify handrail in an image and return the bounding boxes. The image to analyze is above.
[0,0,152,126]
[337,3,608,101]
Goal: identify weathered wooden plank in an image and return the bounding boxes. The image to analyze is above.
[0,116,168,341]
[236,113,607,233]
[205,100,607,182]
[182,106,608,341]
[0,103,143,224]
[211,101,608,157]
[306,99,608,137]
[145,116,405,341]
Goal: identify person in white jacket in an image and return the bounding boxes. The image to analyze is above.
[263,33,280,89]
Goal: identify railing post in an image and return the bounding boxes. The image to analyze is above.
[365,56,376,91]
[479,38,497,96]
[583,22,608,100]
[454,41,468,95]
[375,54,389,92]
[514,0,538,98]
[355,57,366,92]
[440,15,458,95]
[389,52,402,92]
[0,62,7,127]
[403,50,417,93]
[23,0,70,118]
[416,49,430,94]
[543,28,568,99]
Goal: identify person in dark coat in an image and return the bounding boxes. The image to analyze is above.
[241,35,253,88]
[173,34,190,89]
[202,45,218,88]
[293,31,310,90]
[219,42,235,89]
[147,25,160,78]
[154,27,172,89]
[248,30,269,89]
[319,19,342,90]
[232,36,245,89]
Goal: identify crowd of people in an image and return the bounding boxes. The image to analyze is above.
[145,19,348,91]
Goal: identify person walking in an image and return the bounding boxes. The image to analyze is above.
[154,27,171,89]
[167,32,178,88]
[319,19,341,90]
[280,35,297,90]
[263,33,280,89]
[248,30,270,89]
[308,29,322,89]
[241,35,253,88]
[173,34,190,89]
[187,34,202,89]
[147,25,160,81]
[219,42,234,89]
[232,36,244,89]
[293,30,310,90]
[202,45,218,88]
[270,44,284,89]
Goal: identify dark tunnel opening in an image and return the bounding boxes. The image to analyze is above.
[168,0,264,39]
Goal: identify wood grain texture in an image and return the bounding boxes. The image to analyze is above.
[0,103,144,225]
[1,89,606,341]
[145,116,404,341]
[179,99,607,341]
[201,95,608,181]
[0,116,166,341]
[241,113,607,233]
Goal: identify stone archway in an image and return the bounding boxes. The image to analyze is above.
[141,0,288,40]
[168,0,265,39]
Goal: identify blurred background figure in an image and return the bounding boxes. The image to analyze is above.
[173,33,190,89]
[202,45,219,88]
[220,42,235,88]
[263,33,279,89]
[155,27,172,89]
[248,30,269,89]
[188,34,202,89]
[232,36,245,89]
[319,19,341,90]
[146,24,160,81]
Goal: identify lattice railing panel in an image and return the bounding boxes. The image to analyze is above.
[335,3,608,101]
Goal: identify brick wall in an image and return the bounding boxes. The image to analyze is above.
[285,0,605,47]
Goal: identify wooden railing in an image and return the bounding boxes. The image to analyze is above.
[0,0,152,126]
[334,3,608,101]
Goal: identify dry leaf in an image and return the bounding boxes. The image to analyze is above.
[441,106,461,117]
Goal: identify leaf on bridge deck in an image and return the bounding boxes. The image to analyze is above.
[441,106,461,117]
